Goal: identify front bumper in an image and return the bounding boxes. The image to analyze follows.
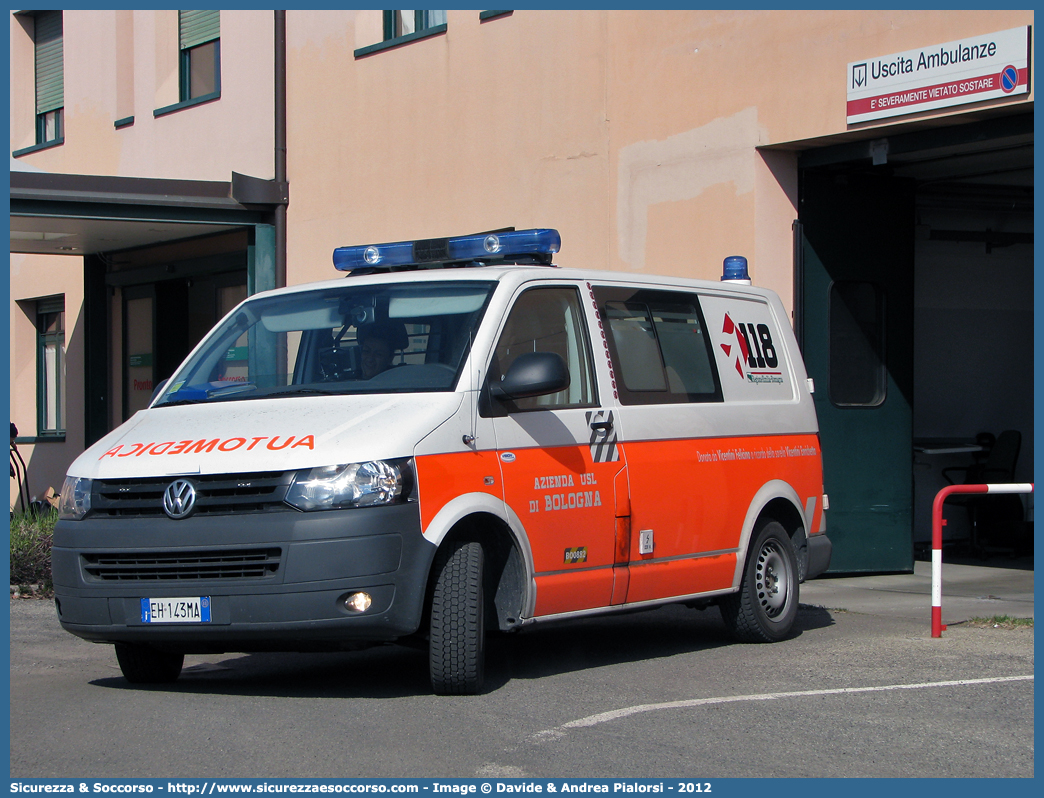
[51,502,435,652]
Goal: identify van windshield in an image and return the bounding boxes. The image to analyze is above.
[153,280,496,406]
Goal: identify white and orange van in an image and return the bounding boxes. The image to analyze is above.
[54,228,830,694]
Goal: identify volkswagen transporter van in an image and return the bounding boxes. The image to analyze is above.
[53,228,831,694]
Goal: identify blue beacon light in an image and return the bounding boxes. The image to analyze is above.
[721,256,751,285]
[333,228,561,272]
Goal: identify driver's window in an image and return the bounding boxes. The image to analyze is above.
[490,286,596,411]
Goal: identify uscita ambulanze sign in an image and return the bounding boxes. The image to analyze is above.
[847,26,1030,124]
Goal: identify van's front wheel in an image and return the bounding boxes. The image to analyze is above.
[720,520,799,643]
[429,540,485,695]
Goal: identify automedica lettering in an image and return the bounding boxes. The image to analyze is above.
[100,435,315,459]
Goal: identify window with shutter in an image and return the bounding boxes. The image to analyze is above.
[179,10,220,102]
[34,11,64,144]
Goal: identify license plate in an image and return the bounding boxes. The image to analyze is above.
[140,597,211,624]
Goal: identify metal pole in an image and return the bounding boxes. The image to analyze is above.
[274,10,287,289]
[931,482,1034,637]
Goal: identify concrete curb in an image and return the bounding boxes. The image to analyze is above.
[801,560,1033,625]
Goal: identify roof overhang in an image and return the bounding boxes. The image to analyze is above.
[10,170,288,257]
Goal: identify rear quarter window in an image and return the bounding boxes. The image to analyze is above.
[593,286,722,405]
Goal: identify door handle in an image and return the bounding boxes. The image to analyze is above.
[590,420,613,432]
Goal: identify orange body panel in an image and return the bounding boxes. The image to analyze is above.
[533,567,620,616]
[415,450,503,532]
[499,444,625,616]
[623,433,822,601]
[415,433,822,619]
[623,553,737,604]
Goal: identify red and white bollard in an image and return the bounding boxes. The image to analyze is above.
[931,483,1034,637]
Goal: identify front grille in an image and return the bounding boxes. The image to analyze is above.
[91,471,294,518]
[83,548,282,581]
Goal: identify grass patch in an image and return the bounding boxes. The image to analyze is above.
[10,508,56,593]
[963,615,1033,629]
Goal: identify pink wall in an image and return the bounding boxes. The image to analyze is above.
[8,9,1034,507]
[10,10,275,181]
[283,10,1033,298]
[9,254,85,508]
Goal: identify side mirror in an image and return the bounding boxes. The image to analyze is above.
[491,352,570,400]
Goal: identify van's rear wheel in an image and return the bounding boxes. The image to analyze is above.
[114,643,184,684]
[429,540,485,695]
[720,520,798,643]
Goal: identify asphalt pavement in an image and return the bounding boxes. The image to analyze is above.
[9,556,1035,778]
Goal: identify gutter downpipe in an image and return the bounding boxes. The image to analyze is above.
[274,10,287,288]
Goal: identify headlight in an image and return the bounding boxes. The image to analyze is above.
[285,460,409,511]
[58,475,92,520]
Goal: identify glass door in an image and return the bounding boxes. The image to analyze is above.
[122,285,155,420]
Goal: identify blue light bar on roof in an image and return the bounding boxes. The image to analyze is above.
[333,228,561,272]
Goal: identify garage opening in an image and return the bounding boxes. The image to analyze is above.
[798,112,1032,572]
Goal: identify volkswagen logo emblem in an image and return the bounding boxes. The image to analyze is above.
[163,479,197,520]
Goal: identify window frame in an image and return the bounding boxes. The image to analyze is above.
[828,280,888,408]
[384,10,447,40]
[36,296,67,438]
[594,285,723,406]
[354,10,447,58]
[36,108,63,146]
[179,38,221,104]
[155,10,221,116]
[482,284,599,417]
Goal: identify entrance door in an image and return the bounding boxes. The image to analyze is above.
[122,286,156,418]
[122,274,247,421]
[800,171,915,573]
[487,285,626,616]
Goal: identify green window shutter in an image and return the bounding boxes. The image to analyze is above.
[34,11,64,114]
[179,10,220,50]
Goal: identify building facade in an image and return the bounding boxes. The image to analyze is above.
[10,10,1034,571]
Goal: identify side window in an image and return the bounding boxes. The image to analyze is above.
[594,286,722,405]
[488,286,596,412]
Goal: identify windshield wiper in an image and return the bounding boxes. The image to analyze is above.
[154,398,205,408]
[207,383,257,398]
[267,387,342,397]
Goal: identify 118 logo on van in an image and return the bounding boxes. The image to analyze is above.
[720,313,780,380]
